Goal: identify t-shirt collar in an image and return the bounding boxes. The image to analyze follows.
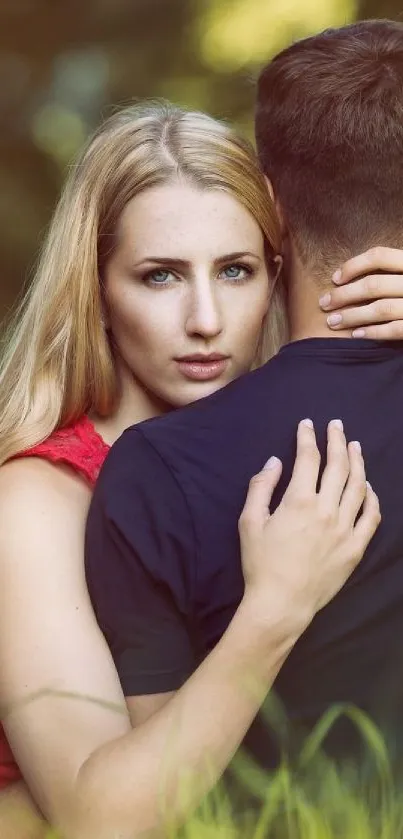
[278,337,403,360]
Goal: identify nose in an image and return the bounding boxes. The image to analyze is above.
[185,278,223,339]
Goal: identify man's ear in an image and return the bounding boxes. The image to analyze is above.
[264,176,286,236]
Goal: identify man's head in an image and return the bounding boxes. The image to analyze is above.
[255,20,403,285]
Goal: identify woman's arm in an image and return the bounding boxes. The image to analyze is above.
[0,422,379,839]
[0,782,47,839]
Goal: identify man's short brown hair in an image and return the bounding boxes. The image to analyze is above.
[255,20,403,277]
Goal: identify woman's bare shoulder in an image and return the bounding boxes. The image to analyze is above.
[0,457,92,558]
[0,454,92,499]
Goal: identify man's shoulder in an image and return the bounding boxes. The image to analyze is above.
[94,424,185,511]
[95,351,290,501]
[138,356,284,444]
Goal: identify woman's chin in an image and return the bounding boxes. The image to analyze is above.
[166,376,235,408]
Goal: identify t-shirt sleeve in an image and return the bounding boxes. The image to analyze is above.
[84,427,197,696]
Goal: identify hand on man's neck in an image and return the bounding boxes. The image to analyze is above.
[286,256,353,343]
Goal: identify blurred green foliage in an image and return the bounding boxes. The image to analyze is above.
[0,0,401,318]
[5,694,403,838]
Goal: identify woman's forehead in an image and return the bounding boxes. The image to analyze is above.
[116,183,265,261]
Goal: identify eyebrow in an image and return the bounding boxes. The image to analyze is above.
[132,252,261,269]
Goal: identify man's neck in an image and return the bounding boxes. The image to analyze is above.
[287,268,353,343]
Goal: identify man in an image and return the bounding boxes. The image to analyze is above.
[86,19,403,770]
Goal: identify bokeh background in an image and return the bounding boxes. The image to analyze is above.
[0,0,400,320]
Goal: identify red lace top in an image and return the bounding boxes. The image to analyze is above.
[0,415,110,789]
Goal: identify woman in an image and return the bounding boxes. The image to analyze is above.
[0,101,398,839]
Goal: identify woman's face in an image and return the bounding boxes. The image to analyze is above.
[103,180,270,411]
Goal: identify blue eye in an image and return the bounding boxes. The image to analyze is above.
[220,264,252,282]
[145,269,173,286]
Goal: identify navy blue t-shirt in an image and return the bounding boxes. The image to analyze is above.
[85,339,403,765]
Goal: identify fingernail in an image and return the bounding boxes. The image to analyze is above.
[319,293,332,309]
[366,480,372,491]
[333,269,342,284]
[264,456,281,470]
[301,418,314,428]
[327,313,343,327]
[330,419,343,430]
[352,328,366,338]
[351,440,361,453]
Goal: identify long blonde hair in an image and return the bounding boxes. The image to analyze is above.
[0,101,287,465]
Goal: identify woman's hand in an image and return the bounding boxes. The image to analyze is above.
[319,247,403,339]
[238,419,380,633]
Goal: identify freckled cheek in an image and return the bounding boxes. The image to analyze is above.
[237,320,264,364]
[228,289,268,357]
[109,293,152,344]
[113,307,177,372]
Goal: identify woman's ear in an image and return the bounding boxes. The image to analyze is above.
[264,175,275,202]
[267,254,283,305]
[272,254,283,284]
[262,254,283,318]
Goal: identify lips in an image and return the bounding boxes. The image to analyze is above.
[175,353,230,382]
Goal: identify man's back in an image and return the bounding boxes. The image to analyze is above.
[86,337,403,765]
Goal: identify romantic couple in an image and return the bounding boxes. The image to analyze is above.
[2,17,403,839]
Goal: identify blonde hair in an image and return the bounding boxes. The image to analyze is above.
[0,101,287,465]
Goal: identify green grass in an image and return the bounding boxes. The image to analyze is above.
[176,704,403,839]
[5,700,403,838]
